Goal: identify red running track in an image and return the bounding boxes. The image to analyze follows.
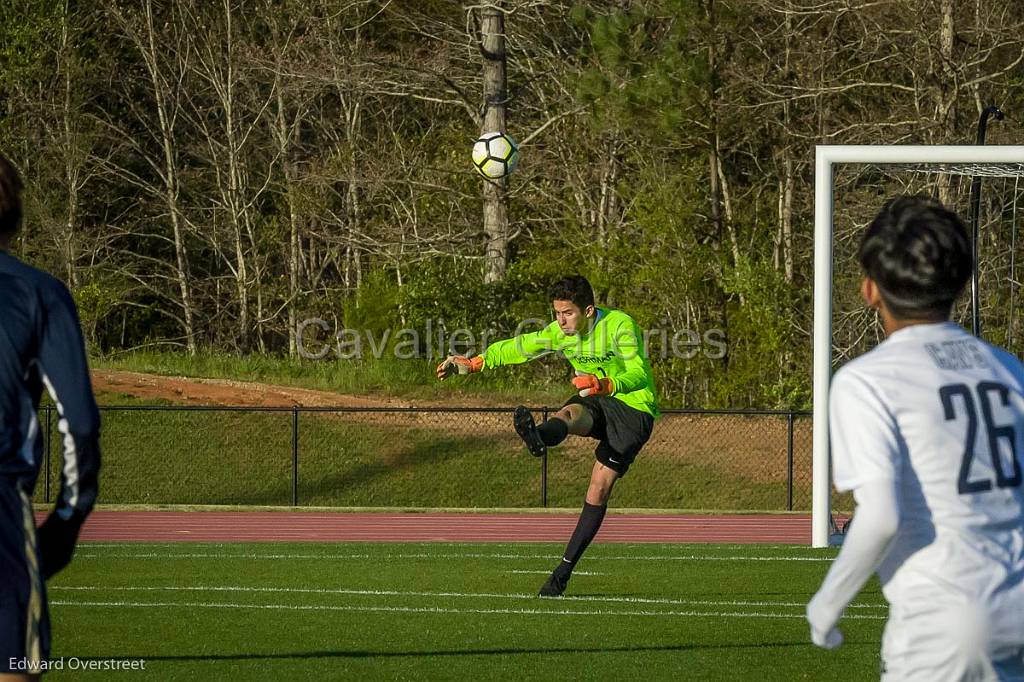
[35,511,820,544]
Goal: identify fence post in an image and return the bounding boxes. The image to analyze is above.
[291,407,299,507]
[540,407,548,507]
[786,411,795,511]
[44,407,52,504]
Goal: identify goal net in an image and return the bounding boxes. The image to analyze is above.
[812,145,1024,547]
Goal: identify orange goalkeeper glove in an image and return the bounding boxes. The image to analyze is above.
[572,371,613,397]
[436,355,484,380]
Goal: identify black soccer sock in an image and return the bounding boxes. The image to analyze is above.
[537,418,569,447]
[555,502,607,577]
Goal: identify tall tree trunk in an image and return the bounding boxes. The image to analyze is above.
[142,0,197,354]
[781,147,794,283]
[779,13,794,284]
[479,3,509,284]
[275,86,300,357]
[936,0,957,204]
[705,1,738,267]
[207,0,251,352]
[60,9,78,289]
[715,134,740,270]
[596,135,619,266]
[343,98,362,298]
[286,161,300,357]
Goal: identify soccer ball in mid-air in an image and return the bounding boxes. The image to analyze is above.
[472,131,519,179]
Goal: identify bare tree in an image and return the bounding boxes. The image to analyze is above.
[260,0,313,356]
[181,0,276,352]
[476,2,510,283]
[106,0,199,354]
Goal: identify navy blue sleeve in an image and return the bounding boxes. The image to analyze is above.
[35,281,100,579]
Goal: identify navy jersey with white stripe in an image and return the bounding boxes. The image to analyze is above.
[0,251,99,573]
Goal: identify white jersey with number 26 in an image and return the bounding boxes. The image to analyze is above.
[829,321,1024,615]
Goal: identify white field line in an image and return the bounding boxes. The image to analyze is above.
[48,585,888,612]
[508,570,607,576]
[48,599,887,621]
[73,551,835,562]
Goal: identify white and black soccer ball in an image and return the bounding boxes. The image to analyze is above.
[471,131,519,179]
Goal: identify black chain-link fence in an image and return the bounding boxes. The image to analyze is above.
[32,406,817,511]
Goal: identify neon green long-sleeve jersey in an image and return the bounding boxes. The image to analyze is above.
[481,307,659,418]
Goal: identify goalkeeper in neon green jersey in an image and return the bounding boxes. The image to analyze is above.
[436,275,658,597]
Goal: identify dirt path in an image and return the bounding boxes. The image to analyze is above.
[91,368,467,409]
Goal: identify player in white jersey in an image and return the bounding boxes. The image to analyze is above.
[807,195,1024,680]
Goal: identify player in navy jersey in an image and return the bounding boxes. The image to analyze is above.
[0,152,101,679]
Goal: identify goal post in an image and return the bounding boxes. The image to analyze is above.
[812,144,1024,548]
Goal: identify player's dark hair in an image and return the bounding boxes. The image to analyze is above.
[549,275,595,311]
[0,152,24,236]
[859,194,971,320]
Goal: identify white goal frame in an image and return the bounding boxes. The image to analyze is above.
[812,144,1024,547]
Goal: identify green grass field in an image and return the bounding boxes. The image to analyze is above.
[43,541,885,680]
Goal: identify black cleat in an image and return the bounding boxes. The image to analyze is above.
[513,406,547,458]
[538,570,569,597]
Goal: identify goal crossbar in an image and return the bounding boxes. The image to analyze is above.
[812,145,1024,547]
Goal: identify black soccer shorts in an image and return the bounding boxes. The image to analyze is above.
[563,395,655,475]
